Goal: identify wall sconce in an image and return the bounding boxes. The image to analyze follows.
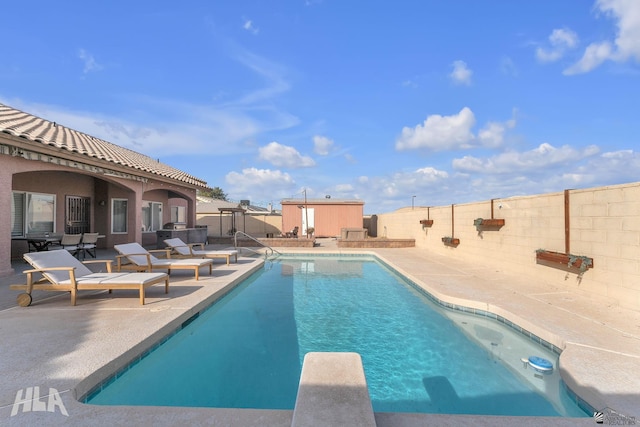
[98,200,106,206]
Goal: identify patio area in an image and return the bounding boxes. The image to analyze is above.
[0,241,638,426]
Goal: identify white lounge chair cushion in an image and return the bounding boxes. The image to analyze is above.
[115,242,212,267]
[23,250,167,285]
[164,238,238,258]
[76,272,166,286]
[191,249,237,257]
[24,250,95,284]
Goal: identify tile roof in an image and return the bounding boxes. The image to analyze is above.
[0,102,207,188]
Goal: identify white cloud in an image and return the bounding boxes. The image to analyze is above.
[536,28,579,62]
[449,60,472,85]
[500,56,518,76]
[342,153,356,163]
[229,50,291,106]
[565,0,640,74]
[258,141,315,168]
[333,184,354,193]
[243,19,259,34]
[349,166,450,210]
[414,167,450,181]
[564,41,614,75]
[549,28,579,47]
[395,107,476,151]
[452,143,600,173]
[78,49,103,74]
[316,145,640,214]
[477,117,516,148]
[602,149,633,159]
[313,135,334,155]
[583,149,640,180]
[396,108,517,152]
[344,146,637,214]
[225,167,295,199]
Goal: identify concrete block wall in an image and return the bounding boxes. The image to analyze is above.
[377,182,640,311]
[196,214,282,237]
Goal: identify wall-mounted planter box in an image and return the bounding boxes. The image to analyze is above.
[420,219,434,227]
[441,237,460,247]
[535,250,594,272]
[474,218,505,231]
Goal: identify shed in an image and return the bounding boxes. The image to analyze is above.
[281,198,365,238]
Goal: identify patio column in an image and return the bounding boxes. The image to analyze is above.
[0,167,15,275]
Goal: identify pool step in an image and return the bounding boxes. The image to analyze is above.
[291,352,376,427]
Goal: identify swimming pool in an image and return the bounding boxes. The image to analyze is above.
[87,255,588,417]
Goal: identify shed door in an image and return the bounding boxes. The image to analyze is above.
[301,208,315,236]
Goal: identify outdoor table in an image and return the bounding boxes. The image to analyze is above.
[29,236,62,251]
[17,234,63,252]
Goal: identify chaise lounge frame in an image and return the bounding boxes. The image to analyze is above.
[114,242,213,280]
[163,238,238,265]
[10,250,169,306]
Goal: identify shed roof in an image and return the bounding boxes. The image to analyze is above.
[0,102,207,188]
[281,198,364,205]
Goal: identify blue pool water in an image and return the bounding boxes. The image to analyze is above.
[87,256,588,416]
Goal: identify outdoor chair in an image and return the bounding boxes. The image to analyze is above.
[79,232,100,259]
[10,249,169,306]
[285,226,299,238]
[59,233,82,257]
[114,242,213,280]
[164,238,238,265]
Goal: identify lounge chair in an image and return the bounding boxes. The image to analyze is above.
[10,250,169,306]
[114,242,213,280]
[163,238,238,265]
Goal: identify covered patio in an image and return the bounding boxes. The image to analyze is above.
[1,102,209,277]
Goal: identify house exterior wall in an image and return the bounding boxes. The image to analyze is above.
[281,201,364,237]
[375,182,640,311]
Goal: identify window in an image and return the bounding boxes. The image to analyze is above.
[112,199,128,233]
[170,206,186,223]
[12,192,56,237]
[142,201,162,232]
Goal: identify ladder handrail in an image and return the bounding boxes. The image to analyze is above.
[234,231,281,258]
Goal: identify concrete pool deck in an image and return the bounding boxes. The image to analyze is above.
[0,240,638,426]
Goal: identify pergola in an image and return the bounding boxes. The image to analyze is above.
[218,207,246,236]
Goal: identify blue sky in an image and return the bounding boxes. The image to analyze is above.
[2,1,639,214]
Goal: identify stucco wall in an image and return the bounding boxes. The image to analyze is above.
[376,182,640,311]
[197,214,283,238]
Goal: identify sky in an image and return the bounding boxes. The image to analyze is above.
[2,0,640,214]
